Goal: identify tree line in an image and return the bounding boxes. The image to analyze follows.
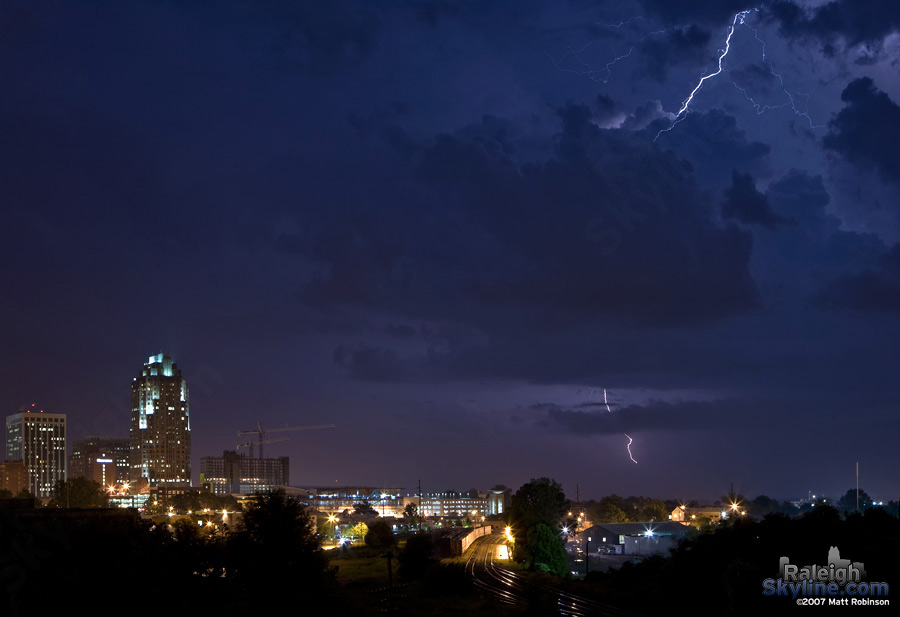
[1,489,339,615]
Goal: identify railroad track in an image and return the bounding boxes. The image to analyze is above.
[463,534,643,617]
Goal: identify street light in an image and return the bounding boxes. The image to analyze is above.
[328,514,338,542]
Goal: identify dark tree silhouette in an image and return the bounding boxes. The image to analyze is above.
[49,478,108,508]
[403,502,418,519]
[365,518,396,549]
[398,533,437,580]
[511,477,569,530]
[525,522,568,575]
[837,488,872,512]
[510,477,570,572]
[227,489,331,599]
[353,501,378,516]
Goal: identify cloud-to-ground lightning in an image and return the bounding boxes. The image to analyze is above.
[602,389,637,463]
[592,387,636,463]
[624,433,638,464]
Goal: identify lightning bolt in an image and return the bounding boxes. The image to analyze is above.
[655,9,752,140]
[624,433,638,464]
[550,41,635,85]
[655,7,821,139]
[729,18,823,128]
[597,16,653,29]
[597,388,636,464]
[550,17,668,85]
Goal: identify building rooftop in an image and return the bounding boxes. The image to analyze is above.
[585,522,692,536]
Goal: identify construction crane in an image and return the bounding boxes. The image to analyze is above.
[237,422,335,459]
[236,438,287,459]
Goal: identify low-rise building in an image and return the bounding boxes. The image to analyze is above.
[303,486,406,516]
[583,521,692,555]
[418,491,487,518]
[670,505,726,523]
[487,487,511,516]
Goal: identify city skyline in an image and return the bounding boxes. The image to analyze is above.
[2,0,899,503]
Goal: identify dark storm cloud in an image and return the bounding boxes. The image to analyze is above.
[621,100,671,130]
[637,0,753,25]
[823,78,900,185]
[816,245,900,313]
[416,103,760,327]
[650,110,771,188]
[303,103,761,339]
[722,171,792,229]
[766,170,831,227]
[594,94,619,124]
[297,217,405,309]
[317,97,774,385]
[538,398,754,434]
[754,168,889,303]
[728,62,786,109]
[638,25,711,83]
[769,0,900,49]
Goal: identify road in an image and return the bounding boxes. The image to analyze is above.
[463,534,641,617]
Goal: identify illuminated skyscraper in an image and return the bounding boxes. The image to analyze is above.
[5,406,67,498]
[130,353,191,487]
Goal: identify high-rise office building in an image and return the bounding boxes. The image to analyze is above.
[69,436,130,487]
[5,406,67,498]
[200,450,289,495]
[130,353,191,487]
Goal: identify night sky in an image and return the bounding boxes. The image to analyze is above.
[3,0,900,503]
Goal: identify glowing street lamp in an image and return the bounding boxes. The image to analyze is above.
[327,514,338,542]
